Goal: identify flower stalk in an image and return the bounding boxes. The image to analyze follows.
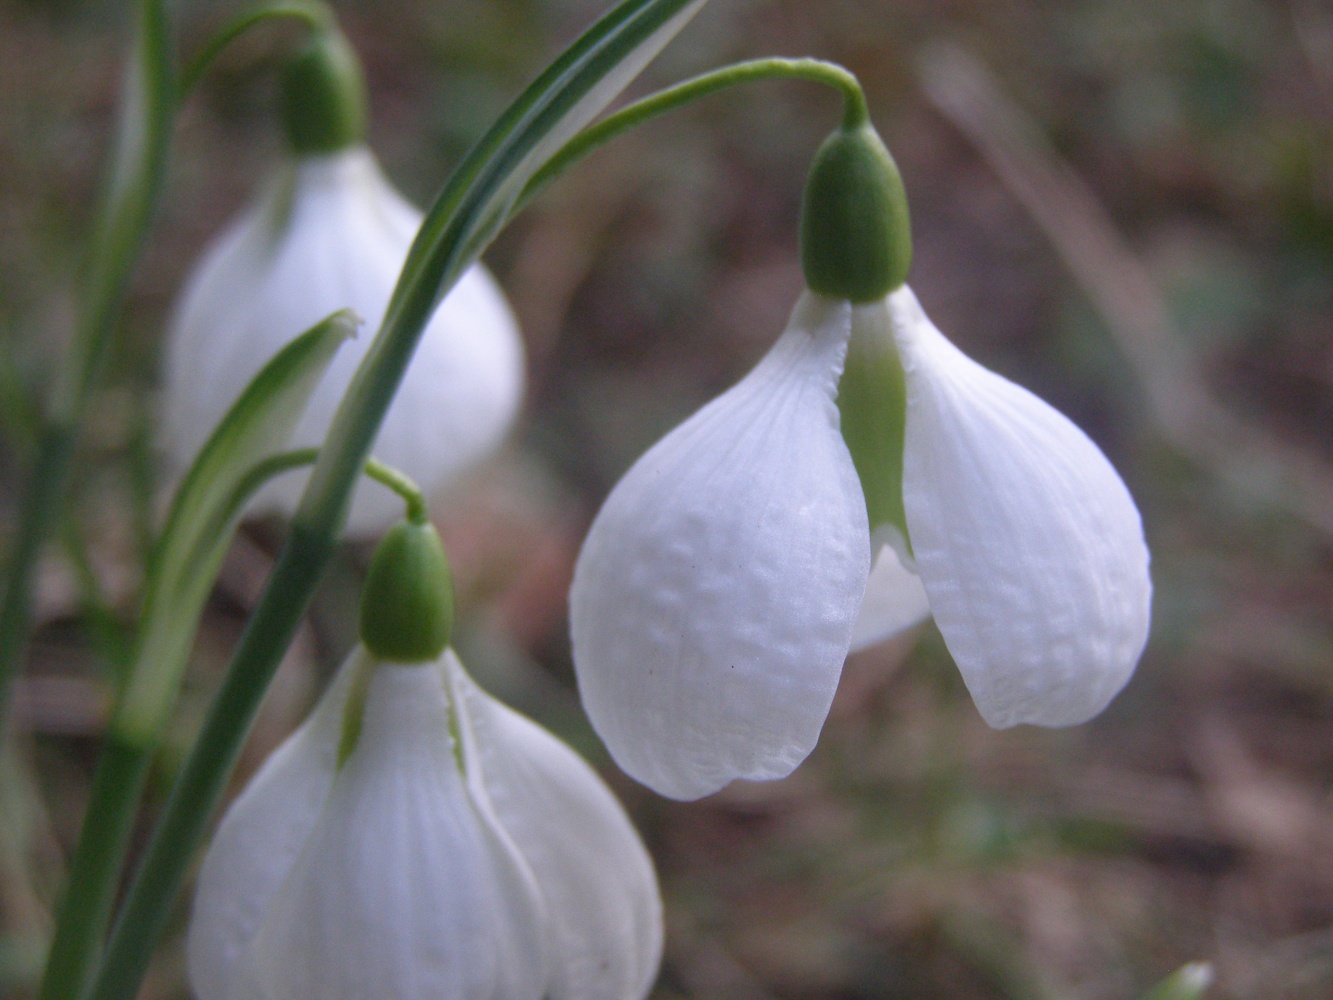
[516,56,867,217]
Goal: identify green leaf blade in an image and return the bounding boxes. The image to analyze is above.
[113,310,356,746]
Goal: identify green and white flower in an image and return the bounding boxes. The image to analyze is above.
[571,282,1150,801]
[188,647,661,1000]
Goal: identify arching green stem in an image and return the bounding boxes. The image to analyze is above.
[363,459,428,524]
[178,1,333,99]
[227,449,427,524]
[515,57,866,216]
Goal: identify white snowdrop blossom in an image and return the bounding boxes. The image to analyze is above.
[161,146,524,536]
[571,285,1151,801]
[188,647,662,1000]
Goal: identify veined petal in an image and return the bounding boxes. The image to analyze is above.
[571,292,870,800]
[849,528,931,653]
[187,649,364,1000]
[229,662,547,1000]
[889,286,1151,727]
[162,147,524,536]
[445,655,662,1000]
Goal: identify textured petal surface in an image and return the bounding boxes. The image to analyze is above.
[229,663,547,1000]
[571,293,870,800]
[162,147,524,536]
[890,286,1152,727]
[446,655,662,1000]
[849,529,931,652]
[187,649,363,1000]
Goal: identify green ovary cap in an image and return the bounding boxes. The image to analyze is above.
[280,27,368,156]
[800,122,912,303]
[359,519,455,663]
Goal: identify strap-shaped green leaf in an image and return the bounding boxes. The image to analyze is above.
[113,311,355,745]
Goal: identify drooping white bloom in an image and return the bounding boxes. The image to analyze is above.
[161,146,525,536]
[189,647,662,1000]
[571,293,870,801]
[571,284,1151,800]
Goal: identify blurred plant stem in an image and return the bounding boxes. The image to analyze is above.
[0,0,173,730]
[515,56,866,215]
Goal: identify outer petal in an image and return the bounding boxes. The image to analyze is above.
[571,292,870,800]
[849,528,931,652]
[445,655,662,1000]
[889,286,1151,727]
[187,649,364,1000]
[162,147,524,536]
[229,663,547,1000]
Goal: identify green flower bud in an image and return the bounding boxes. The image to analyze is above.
[359,519,455,663]
[800,121,912,303]
[280,27,368,156]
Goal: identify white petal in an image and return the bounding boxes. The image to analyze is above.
[162,147,525,537]
[571,292,870,800]
[187,649,364,1000]
[849,528,931,652]
[445,655,662,1000]
[230,663,547,1000]
[890,286,1152,727]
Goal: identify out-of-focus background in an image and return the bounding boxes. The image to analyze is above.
[2,0,1332,997]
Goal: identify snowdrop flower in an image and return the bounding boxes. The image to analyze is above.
[571,119,1151,801]
[189,519,662,1000]
[161,31,524,536]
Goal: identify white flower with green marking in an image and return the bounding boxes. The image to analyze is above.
[188,648,662,1000]
[161,146,524,536]
[570,281,1151,801]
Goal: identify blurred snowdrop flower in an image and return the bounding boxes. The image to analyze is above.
[570,120,1151,801]
[190,513,661,1000]
[161,31,523,537]
[188,646,662,1000]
